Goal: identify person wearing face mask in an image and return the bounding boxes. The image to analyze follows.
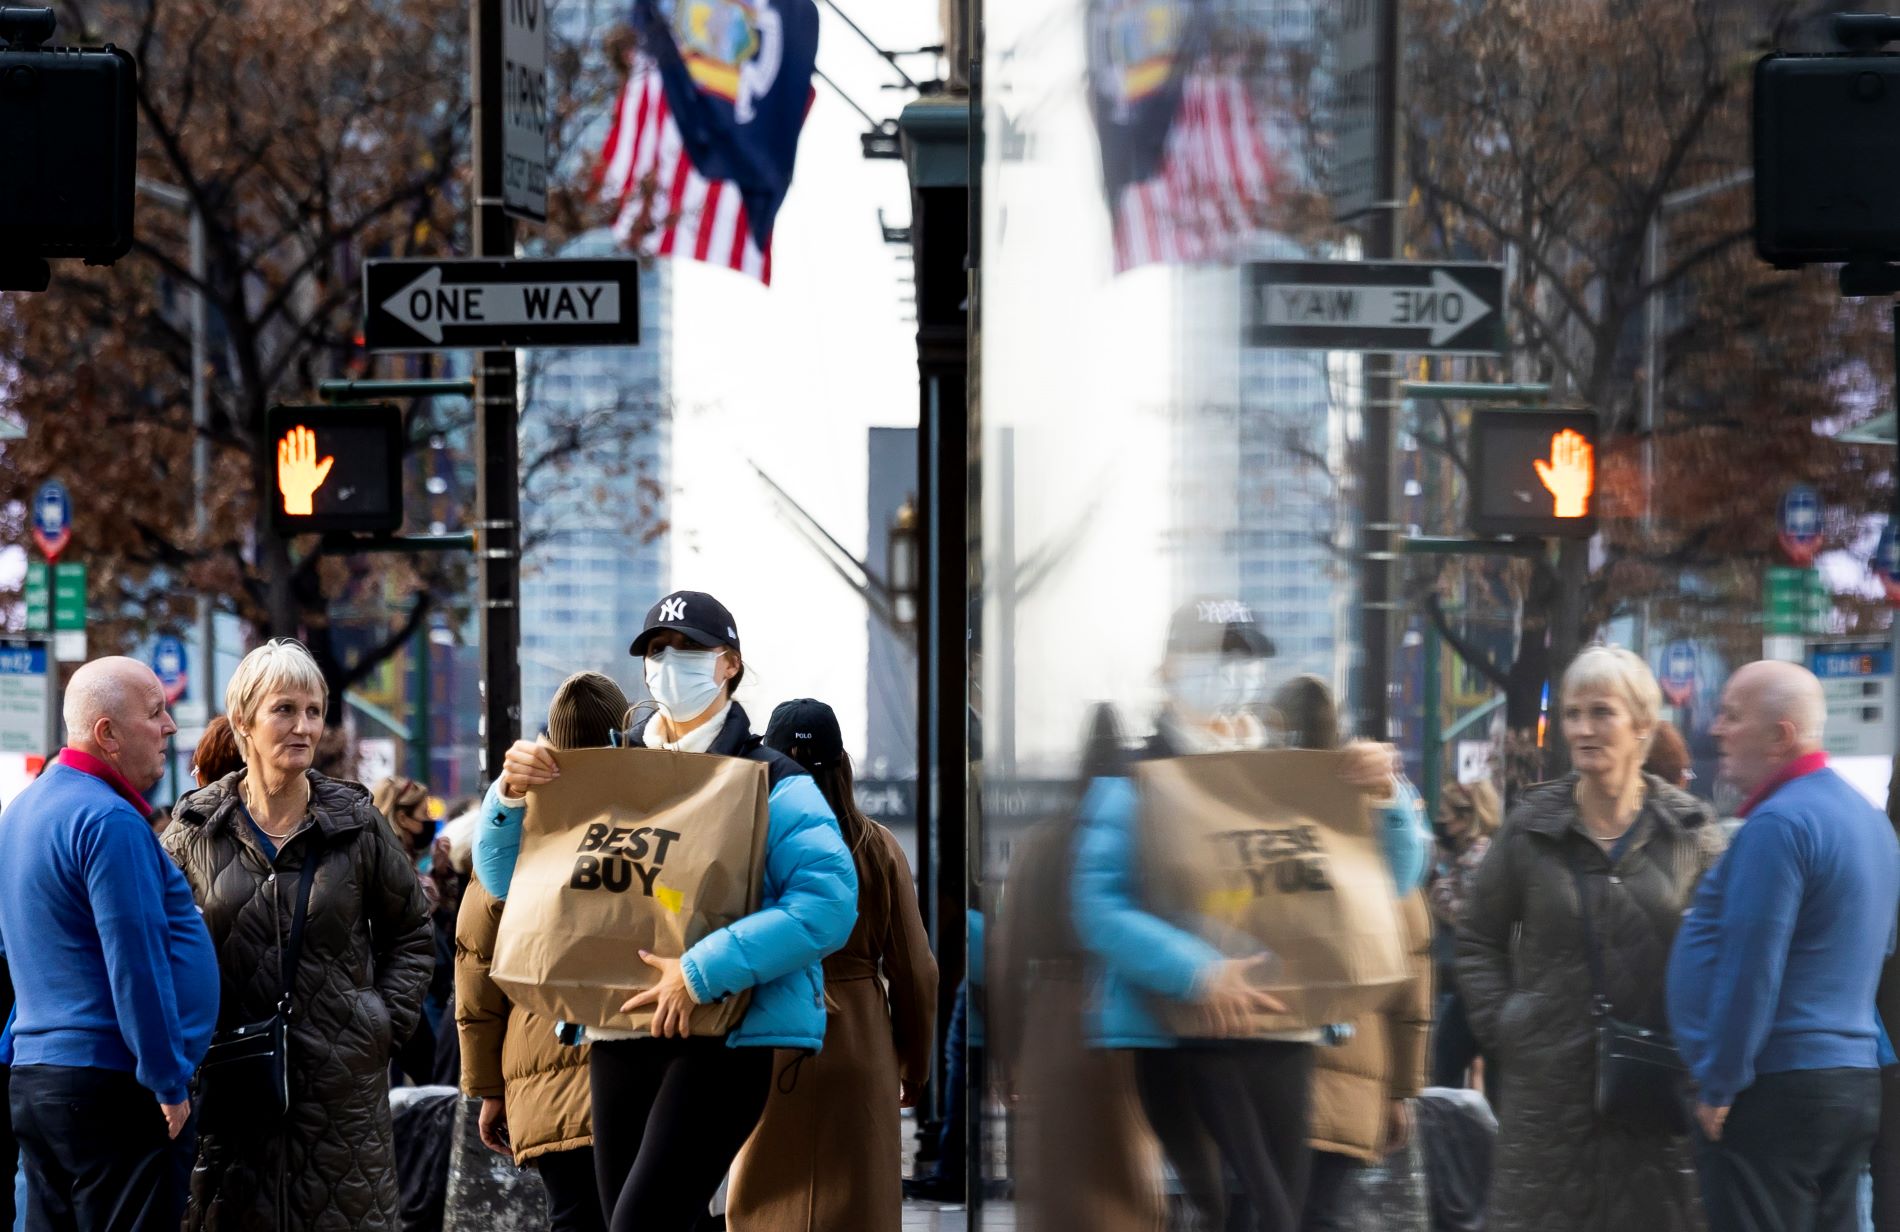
[1071,601,1423,1232]
[470,591,858,1232]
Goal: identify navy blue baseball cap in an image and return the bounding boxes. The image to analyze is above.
[629,590,741,657]
[763,698,844,769]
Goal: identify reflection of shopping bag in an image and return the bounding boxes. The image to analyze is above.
[1136,749,1409,1033]
[489,747,770,1036]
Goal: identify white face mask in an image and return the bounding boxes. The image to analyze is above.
[645,647,727,721]
[1169,654,1268,718]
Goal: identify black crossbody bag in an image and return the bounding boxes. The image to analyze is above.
[1569,853,1691,1134]
[195,841,324,1136]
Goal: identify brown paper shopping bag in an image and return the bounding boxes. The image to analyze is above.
[1135,748,1409,1035]
[489,746,771,1036]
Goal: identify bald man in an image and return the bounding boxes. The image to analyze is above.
[1667,661,1900,1232]
[0,657,218,1231]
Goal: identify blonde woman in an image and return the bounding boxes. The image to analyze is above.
[165,639,432,1232]
[1456,646,1725,1232]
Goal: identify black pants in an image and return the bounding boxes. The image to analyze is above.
[1431,988,1500,1110]
[589,1037,772,1232]
[1299,1150,1361,1232]
[1134,1041,1316,1232]
[1696,1067,1881,1232]
[9,1064,193,1232]
[1870,1065,1900,1231]
[1,1062,15,1232]
[538,1145,607,1232]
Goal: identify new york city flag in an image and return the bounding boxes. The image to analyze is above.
[633,0,820,250]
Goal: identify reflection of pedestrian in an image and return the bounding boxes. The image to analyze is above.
[729,699,938,1232]
[165,639,434,1232]
[1458,647,1724,1232]
[0,657,217,1232]
[992,706,1166,1232]
[1282,677,1434,1232]
[1073,601,1422,1232]
[1428,780,1500,1102]
[1669,662,1900,1232]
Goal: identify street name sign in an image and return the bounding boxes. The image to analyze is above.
[1244,260,1506,355]
[362,258,643,352]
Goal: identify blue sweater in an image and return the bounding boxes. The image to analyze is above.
[0,763,220,1105]
[1667,766,1900,1109]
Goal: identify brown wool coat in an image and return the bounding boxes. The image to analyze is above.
[728,823,937,1232]
[1307,890,1434,1163]
[1456,774,1725,1232]
[164,771,434,1232]
[453,874,593,1165]
[993,818,1166,1232]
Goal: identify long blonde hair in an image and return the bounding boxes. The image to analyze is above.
[1440,779,1501,838]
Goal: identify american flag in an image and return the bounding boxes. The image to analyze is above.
[1112,71,1279,273]
[594,56,774,285]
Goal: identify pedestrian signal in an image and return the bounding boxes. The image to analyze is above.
[266,403,403,535]
[1469,411,1599,539]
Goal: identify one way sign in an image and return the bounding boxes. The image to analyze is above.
[362,258,642,351]
[1244,260,1506,355]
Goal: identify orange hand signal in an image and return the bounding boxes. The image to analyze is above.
[277,425,335,517]
[1533,428,1594,519]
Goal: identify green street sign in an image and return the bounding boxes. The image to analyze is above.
[52,562,86,631]
[1763,565,1829,635]
[24,562,48,631]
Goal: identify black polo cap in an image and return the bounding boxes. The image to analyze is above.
[763,698,844,769]
[1165,597,1276,658]
[629,590,741,658]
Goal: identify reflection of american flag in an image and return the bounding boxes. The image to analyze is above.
[594,57,773,284]
[1113,72,1279,273]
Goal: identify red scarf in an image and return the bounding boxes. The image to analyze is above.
[1737,750,1829,819]
[54,747,154,817]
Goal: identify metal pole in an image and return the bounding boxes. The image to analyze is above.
[1640,214,1660,659]
[190,207,217,724]
[1357,0,1403,739]
[472,0,521,779]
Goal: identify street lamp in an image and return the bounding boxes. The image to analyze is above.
[889,496,919,630]
[137,177,215,723]
[1638,169,1754,655]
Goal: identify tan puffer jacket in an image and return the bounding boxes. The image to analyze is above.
[1307,890,1434,1162]
[454,874,592,1164]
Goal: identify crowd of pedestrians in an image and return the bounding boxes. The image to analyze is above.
[0,594,1896,1232]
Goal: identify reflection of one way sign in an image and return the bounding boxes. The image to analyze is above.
[362,257,643,352]
[1245,260,1506,355]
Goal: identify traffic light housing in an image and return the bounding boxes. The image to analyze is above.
[266,403,405,536]
[1756,38,1900,267]
[0,9,137,282]
[1468,410,1599,539]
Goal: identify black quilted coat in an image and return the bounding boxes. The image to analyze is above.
[164,771,434,1232]
[1456,775,1725,1232]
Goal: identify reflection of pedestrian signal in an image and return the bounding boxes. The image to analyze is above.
[265,404,404,536]
[1469,410,1600,538]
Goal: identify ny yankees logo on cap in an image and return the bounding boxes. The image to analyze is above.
[631,590,742,657]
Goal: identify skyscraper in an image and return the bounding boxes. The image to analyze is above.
[517,232,674,722]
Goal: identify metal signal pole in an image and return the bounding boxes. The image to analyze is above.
[472,0,522,776]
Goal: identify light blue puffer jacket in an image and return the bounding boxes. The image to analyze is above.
[1072,770,1429,1049]
[471,704,857,1053]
